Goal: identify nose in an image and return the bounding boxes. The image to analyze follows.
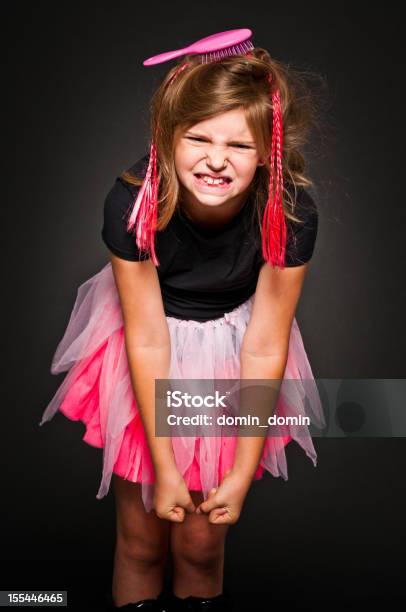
[205,144,228,170]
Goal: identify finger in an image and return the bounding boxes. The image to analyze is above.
[197,488,217,513]
[184,499,196,513]
[211,506,228,519]
[195,488,220,514]
[209,510,231,524]
[215,507,228,516]
[196,496,219,515]
[169,506,185,522]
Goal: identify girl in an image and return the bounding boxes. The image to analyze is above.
[39,30,326,612]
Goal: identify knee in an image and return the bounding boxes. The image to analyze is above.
[117,532,168,568]
[174,532,224,572]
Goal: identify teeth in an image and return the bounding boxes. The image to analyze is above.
[200,175,226,185]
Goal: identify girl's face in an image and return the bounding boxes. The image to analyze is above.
[174,108,264,214]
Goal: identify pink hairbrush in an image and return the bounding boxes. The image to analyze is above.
[143,28,254,66]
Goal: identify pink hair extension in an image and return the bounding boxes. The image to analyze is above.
[127,62,190,265]
[261,79,287,268]
[171,61,190,81]
[126,140,159,264]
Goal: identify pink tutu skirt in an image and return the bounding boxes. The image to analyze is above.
[39,263,325,512]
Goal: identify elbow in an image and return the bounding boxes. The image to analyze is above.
[124,323,171,349]
[241,336,289,362]
[239,344,288,381]
[240,345,289,365]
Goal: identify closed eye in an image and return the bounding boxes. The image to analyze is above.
[186,136,253,149]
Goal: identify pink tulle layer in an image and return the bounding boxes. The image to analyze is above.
[57,332,266,487]
[39,263,325,512]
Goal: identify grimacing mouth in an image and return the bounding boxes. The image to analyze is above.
[194,173,233,182]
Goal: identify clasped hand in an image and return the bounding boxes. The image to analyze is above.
[153,466,250,524]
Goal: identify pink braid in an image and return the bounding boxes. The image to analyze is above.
[261,77,287,268]
[127,62,190,266]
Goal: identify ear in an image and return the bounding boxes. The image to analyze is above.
[257,158,266,167]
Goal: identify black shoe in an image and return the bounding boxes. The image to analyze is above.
[105,589,166,611]
[162,589,234,612]
[158,590,186,611]
[117,602,161,611]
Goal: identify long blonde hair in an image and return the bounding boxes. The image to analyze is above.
[121,48,326,232]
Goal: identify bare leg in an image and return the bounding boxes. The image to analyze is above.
[170,490,230,598]
[112,475,170,607]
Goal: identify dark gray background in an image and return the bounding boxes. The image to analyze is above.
[7,1,405,610]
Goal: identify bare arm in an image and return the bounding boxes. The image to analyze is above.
[196,262,311,523]
[109,254,177,476]
[234,261,310,480]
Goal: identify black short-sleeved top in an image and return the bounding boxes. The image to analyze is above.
[102,155,318,322]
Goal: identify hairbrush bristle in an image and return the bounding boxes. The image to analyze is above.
[199,40,254,64]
